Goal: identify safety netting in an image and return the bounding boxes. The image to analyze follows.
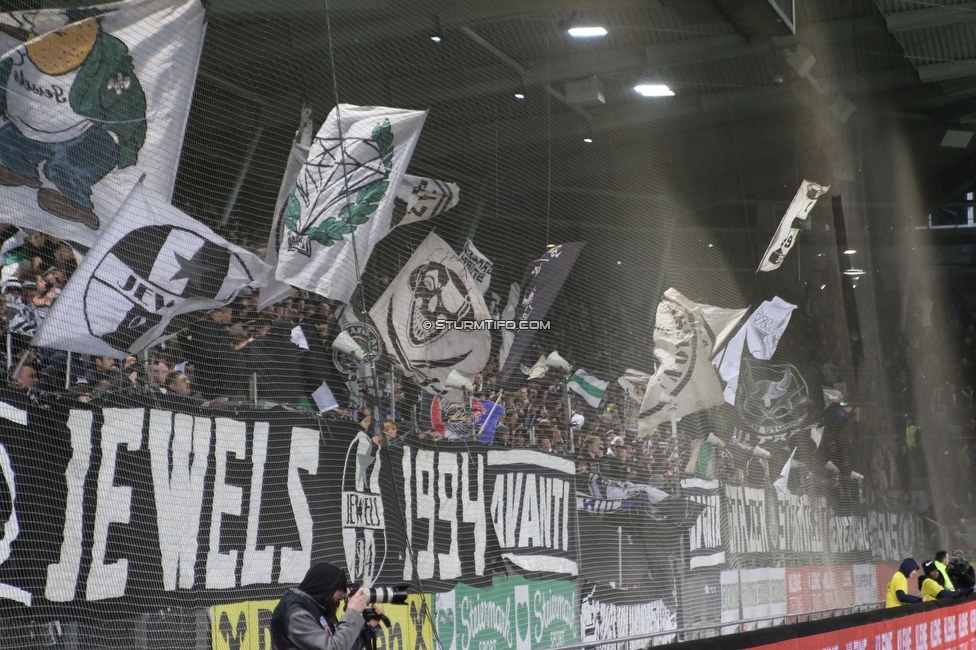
[0,0,969,648]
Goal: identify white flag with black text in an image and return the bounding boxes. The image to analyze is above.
[34,182,271,357]
[758,180,830,272]
[712,296,796,405]
[368,232,490,399]
[394,175,459,227]
[458,239,492,295]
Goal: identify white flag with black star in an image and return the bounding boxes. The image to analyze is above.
[34,182,271,357]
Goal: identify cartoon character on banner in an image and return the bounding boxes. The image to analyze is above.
[0,8,147,230]
[341,428,387,587]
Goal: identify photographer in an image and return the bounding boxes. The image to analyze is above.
[270,563,384,650]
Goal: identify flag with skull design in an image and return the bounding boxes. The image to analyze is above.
[368,232,491,400]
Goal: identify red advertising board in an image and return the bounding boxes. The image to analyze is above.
[755,599,976,650]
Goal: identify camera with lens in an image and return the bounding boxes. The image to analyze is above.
[351,585,407,631]
[358,584,409,605]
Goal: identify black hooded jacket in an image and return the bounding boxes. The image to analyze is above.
[271,563,367,650]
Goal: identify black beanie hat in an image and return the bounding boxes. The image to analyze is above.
[298,562,349,608]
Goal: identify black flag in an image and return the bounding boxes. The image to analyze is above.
[497,242,584,388]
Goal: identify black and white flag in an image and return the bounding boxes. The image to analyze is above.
[393,174,459,227]
[638,289,746,435]
[34,182,271,356]
[497,242,584,388]
[257,108,314,312]
[458,239,492,295]
[758,180,830,272]
[368,232,490,398]
[497,281,519,369]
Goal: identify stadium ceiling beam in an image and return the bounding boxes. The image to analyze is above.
[881,2,976,33]
[208,0,654,17]
[319,19,889,108]
[412,65,930,162]
[457,26,592,122]
[917,60,976,84]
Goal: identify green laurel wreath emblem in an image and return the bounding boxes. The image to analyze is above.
[284,119,394,247]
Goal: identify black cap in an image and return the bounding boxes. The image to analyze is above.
[922,561,938,575]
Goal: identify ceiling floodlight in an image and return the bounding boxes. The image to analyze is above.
[430,35,442,43]
[634,84,675,97]
[547,243,557,248]
[514,93,525,100]
[568,26,607,38]
[844,249,856,255]
[583,137,593,143]
[843,269,866,276]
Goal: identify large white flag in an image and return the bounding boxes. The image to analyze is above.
[275,104,427,303]
[0,0,205,247]
[34,182,271,357]
[638,288,746,436]
[458,238,492,295]
[713,296,797,405]
[256,109,313,312]
[368,232,490,399]
[758,180,830,272]
[618,368,651,403]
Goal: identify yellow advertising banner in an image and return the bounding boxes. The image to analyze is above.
[212,595,433,650]
[212,600,279,650]
[372,595,434,650]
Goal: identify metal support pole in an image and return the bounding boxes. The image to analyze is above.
[64,352,71,389]
[220,123,265,227]
[563,376,574,454]
[388,371,396,422]
[617,526,623,588]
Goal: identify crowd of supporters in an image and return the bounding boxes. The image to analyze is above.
[0,224,971,545]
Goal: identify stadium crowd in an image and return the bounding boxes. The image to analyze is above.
[0,225,970,538]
